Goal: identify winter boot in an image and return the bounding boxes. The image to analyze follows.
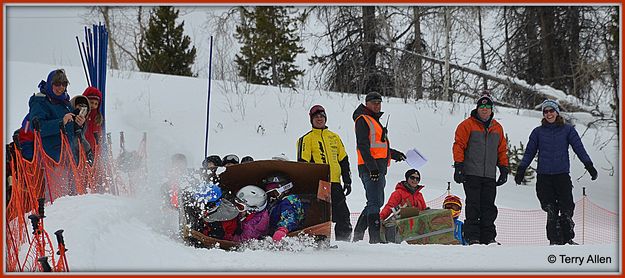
[352,212,367,242]
[468,239,481,245]
[564,239,579,245]
[367,214,381,244]
[545,205,562,244]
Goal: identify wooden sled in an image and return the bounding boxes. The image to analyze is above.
[182,160,333,250]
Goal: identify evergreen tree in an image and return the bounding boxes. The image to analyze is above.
[137,6,197,76]
[506,134,536,185]
[234,7,305,87]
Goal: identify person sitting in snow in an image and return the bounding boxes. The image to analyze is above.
[379,169,428,243]
[262,172,306,242]
[227,185,270,242]
[201,155,222,184]
[443,194,467,245]
[222,154,239,167]
[182,182,239,240]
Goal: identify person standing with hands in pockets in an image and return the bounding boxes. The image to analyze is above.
[352,92,406,244]
[452,93,509,245]
[514,99,597,245]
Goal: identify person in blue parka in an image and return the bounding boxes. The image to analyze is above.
[28,69,85,162]
[515,99,598,245]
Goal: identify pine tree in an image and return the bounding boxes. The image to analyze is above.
[137,6,197,77]
[506,134,536,185]
[234,7,305,87]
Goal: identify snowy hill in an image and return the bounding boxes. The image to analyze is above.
[5,62,620,272]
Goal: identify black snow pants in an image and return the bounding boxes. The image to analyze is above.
[331,182,353,241]
[463,175,498,244]
[536,173,575,244]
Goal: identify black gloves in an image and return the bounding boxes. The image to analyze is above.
[343,183,352,196]
[453,162,464,184]
[496,166,509,186]
[584,162,598,181]
[514,167,526,185]
[370,169,380,182]
[390,149,406,162]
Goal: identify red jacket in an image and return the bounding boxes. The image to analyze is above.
[380,181,426,220]
[82,87,103,153]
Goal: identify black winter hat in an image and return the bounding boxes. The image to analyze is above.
[476,94,494,109]
[405,169,421,181]
[241,156,254,163]
[203,155,222,168]
[365,92,382,103]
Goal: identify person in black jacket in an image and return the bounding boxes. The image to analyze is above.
[351,92,405,244]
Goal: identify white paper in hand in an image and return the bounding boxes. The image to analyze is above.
[405,148,427,169]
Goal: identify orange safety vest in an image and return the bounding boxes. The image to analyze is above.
[355,115,389,166]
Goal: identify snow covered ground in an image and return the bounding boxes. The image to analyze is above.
[5,62,621,273]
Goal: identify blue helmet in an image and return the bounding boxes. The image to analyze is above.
[193,183,222,213]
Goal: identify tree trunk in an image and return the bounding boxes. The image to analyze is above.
[477,7,487,90]
[413,6,423,100]
[443,7,451,101]
[99,7,119,70]
[362,6,377,94]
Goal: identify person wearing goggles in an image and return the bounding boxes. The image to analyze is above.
[443,194,467,245]
[452,92,509,245]
[261,173,305,242]
[182,183,238,240]
[229,185,270,243]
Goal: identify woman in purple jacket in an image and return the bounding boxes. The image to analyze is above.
[515,99,598,245]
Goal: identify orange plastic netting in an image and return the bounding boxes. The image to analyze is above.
[350,192,618,245]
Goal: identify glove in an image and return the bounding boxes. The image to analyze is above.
[343,183,352,196]
[514,167,526,185]
[584,162,598,181]
[453,162,465,184]
[272,227,289,242]
[369,169,380,182]
[496,166,509,186]
[395,152,406,162]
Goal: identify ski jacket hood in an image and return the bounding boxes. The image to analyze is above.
[41,70,70,103]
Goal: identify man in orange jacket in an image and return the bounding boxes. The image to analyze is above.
[452,93,509,245]
[352,92,405,244]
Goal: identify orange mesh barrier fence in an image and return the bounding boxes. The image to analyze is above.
[349,193,618,245]
[5,130,144,272]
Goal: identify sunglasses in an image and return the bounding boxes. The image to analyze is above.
[53,81,69,87]
[478,104,492,109]
[543,109,556,114]
[408,175,420,181]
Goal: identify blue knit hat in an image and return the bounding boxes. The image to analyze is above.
[541,99,560,114]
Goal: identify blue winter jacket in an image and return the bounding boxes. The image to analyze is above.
[519,121,592,175]
[28,70,75,162]
[268,194,306,233]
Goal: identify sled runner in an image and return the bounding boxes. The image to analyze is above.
[181,160,332,250]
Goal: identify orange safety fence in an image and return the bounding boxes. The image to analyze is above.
[5,129,146,272]
[349,193,619,245]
